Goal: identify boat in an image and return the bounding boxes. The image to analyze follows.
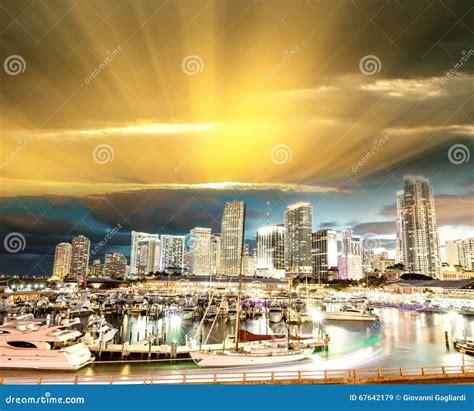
[425,303,448,314]
[181,306,195,321]
[81,316,117,346]
[0,323,95,370]
[268,306,284,323]
[457,306,474,316]
[322,308,378,322]
[453,337,474,355]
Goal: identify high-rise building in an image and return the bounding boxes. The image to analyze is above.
[52,242,72,280]
[256,225,285,278]
[70,235,91,280]
[130,231,160,276]
[243,254,256,277]
[137,238,161,276]
[160,235,185,272]
[311,229,337,282]
[89,259,103,277]
[371,252,395,272]
[338,229,362,280]
[189,227,212,275]
[446,238,474,271]
[284,202,313,276]
[209,234,221,275]
[103,252,127,279]
[396,176,441,278]
[220,201,246,276]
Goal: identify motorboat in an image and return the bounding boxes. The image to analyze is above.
[81,316,117,346]
[0,323,94,370]
[181,306,195,321]
[457,306,474,316]
[453,337,474,355]
[322,308,378,322]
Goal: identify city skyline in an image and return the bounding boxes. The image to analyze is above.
[0,1,472,274]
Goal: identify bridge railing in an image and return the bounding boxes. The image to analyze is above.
[1,364,473,385]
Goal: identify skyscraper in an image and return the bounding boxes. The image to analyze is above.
[160,235,185,272]
[130,231,160,276]
[103,252,127,279]
[137,238,161,276]
[338,229,363,280]
[220,201,246,276]
[284,202,313,276]
[256,225,285,278]
[209,234,221,275]
[52,242,72,280]
[311,229,337,282]
[396,176,441,278]
[446,238,474,271]
[70,235,91,280]
[189,227,212,275]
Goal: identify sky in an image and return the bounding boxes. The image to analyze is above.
[0,0,473,275]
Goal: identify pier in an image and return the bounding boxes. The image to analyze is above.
[1,364,473,385]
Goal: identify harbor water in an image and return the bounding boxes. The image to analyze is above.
[2,307,473,377]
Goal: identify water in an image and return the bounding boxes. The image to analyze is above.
[2,308,473,377]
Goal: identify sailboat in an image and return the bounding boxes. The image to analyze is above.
[190,251,313,367]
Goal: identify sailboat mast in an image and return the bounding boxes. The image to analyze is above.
[234,202,246,351]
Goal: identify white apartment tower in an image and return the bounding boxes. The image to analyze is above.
[52,242,72,280]
[219,201,246,276]
[284,202,313,275]
[70,235,91,280]
[189,227,212,275]
[396,176,441,278]
[160,235,185,272]
[256,225,285,278]
[130,231,160,276]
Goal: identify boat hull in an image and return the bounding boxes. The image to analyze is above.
[322,312,378,321]
[190,348,313,367]
[0,343,95,370]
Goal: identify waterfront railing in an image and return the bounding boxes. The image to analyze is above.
[1,364,473,385]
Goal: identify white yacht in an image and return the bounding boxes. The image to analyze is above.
[0,323,94,370]
[81,316,117,346]
[322,308,378,322]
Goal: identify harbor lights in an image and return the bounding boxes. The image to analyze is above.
[309,308,324,338]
